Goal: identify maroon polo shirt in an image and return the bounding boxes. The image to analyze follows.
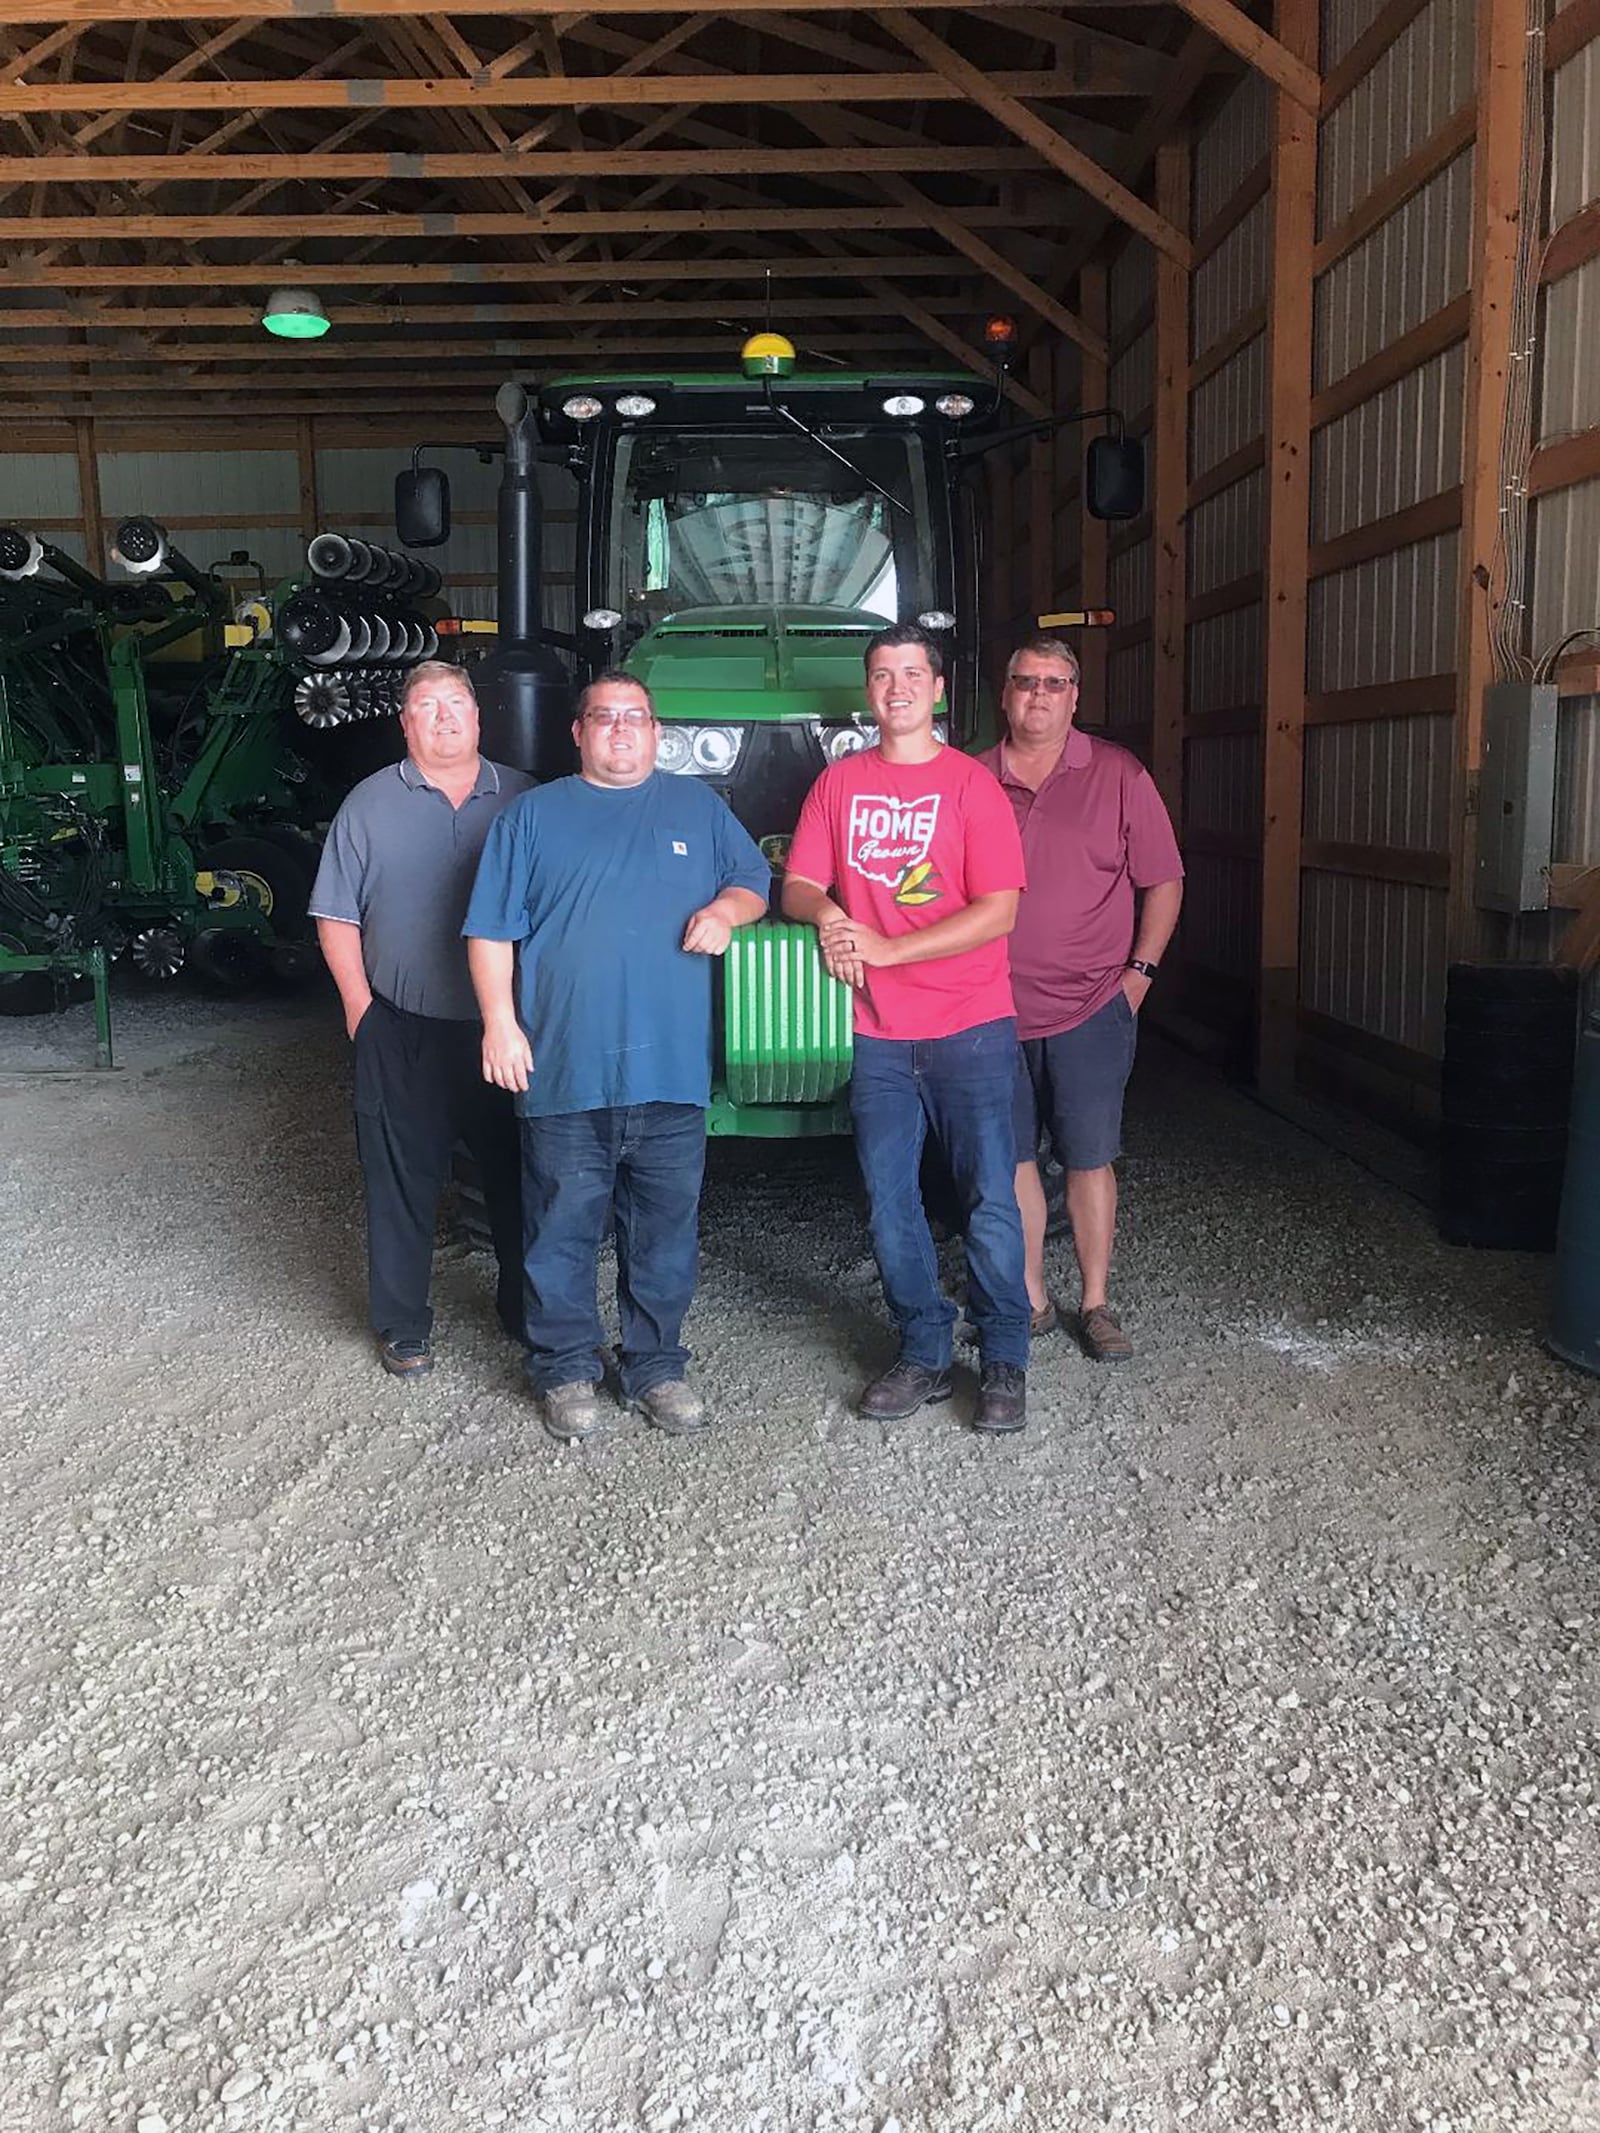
[977,729,1183,1040]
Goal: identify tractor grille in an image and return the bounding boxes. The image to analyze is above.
[723,921,853,1105]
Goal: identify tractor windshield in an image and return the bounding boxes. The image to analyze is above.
[603,427,938,643]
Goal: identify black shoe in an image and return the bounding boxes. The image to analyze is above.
[380,1336,434,1379]
[975,1363,1026,1434]
[857,1359,953,1420]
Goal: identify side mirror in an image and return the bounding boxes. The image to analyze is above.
[395,463,450,548]
[1086,433,1145,521]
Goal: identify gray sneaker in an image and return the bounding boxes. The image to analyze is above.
[542,1380,603,1444]
[633,1378,707,1436]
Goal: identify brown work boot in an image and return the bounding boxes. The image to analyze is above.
[975,1363,1027,1435]
[1077,1305,1133,1363]
[379,1336,434,1379]
[542,1380,604,1443]
[633,1378,708,1436]
[857,1359,953,1421]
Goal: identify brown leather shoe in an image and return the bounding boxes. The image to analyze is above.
[1030,1299,1060,1337]
[380,1337,434,1378]
[1077,1305,1133,1362]
[975,1363,1027,1434]
[857,1359,953,1420]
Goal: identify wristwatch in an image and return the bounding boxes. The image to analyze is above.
[1126,959,1159,979]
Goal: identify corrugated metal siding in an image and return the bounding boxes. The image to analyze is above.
[1106,638,1152,730]
[1311,340,1465,540]
[1299,871,1448,1052]
[1109,534,1153,625]
[1317,0,1475,235]
[1186,729,1263,835]
[1313,149,1474,391]
[166,525,304,582]
[1530,479,1600,651]
[0,453,80,518]
[1109,324,1155,424]
[1550,38,1600,230]
[1191,197,1270,358]
[1554,695,1600,862]
[1187,602,1264,714]
[1189,335,1265,479]
[1307,529,1460,690]
[1109,240,1155,340]
[1537,261,1600,441]
[1322,0,1388,73]
[97,449,298,518]
[1303,713,1453,845]
[1188,469,1266,596]
[1182,854,1260,978]
[1192,73,1272,232]
[316,445,499,519]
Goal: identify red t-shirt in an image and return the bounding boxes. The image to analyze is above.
[977,729,1184,1039]
[787,743,1026,1040]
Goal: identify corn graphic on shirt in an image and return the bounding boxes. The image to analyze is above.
[787,742,1026,1041]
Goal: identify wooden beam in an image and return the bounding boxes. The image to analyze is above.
[1311,101,1475,276]
[1528,425,1600,498]
[1151,134,1189,824]
[1547,0,1600,72]
[0,331,944,366]
[1027,342,1055,620]
[1308,485,1464,578]
[0,143,1047,184]
[3,255,979,291]
[1191,158,1269,264]
[295,416,318,547]
[1186,435,1266,510]
[1189,303,1267,389]
[1078,262,1110,718]
[0,68,1113,116]
[1542,197,1600,285]
[0,0,1032,21]
[1171,0,1320,108]
[73,412,103,572]
[1258,0,1317,1095]
[1320,0,1434,113]
[1304,672,1457,725]
[0,203,1047,242]
[1186,571,1263,625]
[1449,0,1530,958]
[0,294,984,329]
[1309,293,1470,432]
[878,10,1193,266]
[1301,840,1451,889]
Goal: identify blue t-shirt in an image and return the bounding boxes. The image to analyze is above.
[464,771,770,1116]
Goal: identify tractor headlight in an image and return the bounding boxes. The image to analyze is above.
[917,609,956,630]
[562,394,603,422]
[935,393,975,418]
[614,393,657,419]
[691,726,741,775]
[882,393,925,418]
[0,527,44,580]
[813,721,874,762]
[583,607,623,631]
[656,725,694,774]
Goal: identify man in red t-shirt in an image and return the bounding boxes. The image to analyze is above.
[784,624,1032,1434]
[977,634,1184,1362]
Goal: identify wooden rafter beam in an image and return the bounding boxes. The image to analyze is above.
[3,253,975,290]
[0,0,1048,21]
[0,203,1064,241]
[0,68,1123,116]
[0,293,985,328]
[1168,0,1319,110]
[0,144,1048,182]
[878,10,1191,265]
[0,332,939,366]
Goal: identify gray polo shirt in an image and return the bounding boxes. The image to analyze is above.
[310,755,534,1020]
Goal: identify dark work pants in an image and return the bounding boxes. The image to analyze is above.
[352,996,524,1346]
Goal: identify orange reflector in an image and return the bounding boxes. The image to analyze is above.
[1037,609,1115,629]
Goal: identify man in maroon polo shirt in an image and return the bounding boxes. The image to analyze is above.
[978,634,1184,1362]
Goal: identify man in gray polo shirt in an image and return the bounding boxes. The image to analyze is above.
[310,661,533,1378]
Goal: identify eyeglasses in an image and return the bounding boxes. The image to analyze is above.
[1008,673,1076,695]
[583,707,655,728]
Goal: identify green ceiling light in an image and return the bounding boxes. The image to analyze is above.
[261,286,330,340]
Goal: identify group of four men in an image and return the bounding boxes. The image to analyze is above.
[309,626,1182,1441]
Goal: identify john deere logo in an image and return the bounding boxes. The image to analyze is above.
[759,833,792,872]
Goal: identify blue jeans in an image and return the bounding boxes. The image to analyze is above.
[520,1103,707,1398]
[849,1017,1030,1371]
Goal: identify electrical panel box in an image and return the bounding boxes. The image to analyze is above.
[1476,681,1557,913]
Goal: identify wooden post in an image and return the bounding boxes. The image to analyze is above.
[1151,132,1190,825]
[1078,259,1110,728]
[296,415,319,546]
[1027,340,1055,623]
[73,414,104,573]
[985,444,1014,708]
[1449,0,1530,957]
[1257,0,1318,1096]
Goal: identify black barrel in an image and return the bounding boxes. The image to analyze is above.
[1439,964,1579,1250]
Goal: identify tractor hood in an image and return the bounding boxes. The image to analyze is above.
[625,604,880,722]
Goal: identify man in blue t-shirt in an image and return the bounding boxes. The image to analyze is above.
[464,669,769,1444]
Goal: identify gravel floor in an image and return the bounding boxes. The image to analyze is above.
[2,987,1598,2133]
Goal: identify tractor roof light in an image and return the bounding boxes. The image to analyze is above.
[0,527,44,580]
[917,609,956,631]
[935,393,975,419]
[614,393,657,419]
[261,286,330,340]
[882,393,925,418]
[112,516,170,577]
[562,394,604,422]
[741,330,796,378]
[583,607,623,631]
